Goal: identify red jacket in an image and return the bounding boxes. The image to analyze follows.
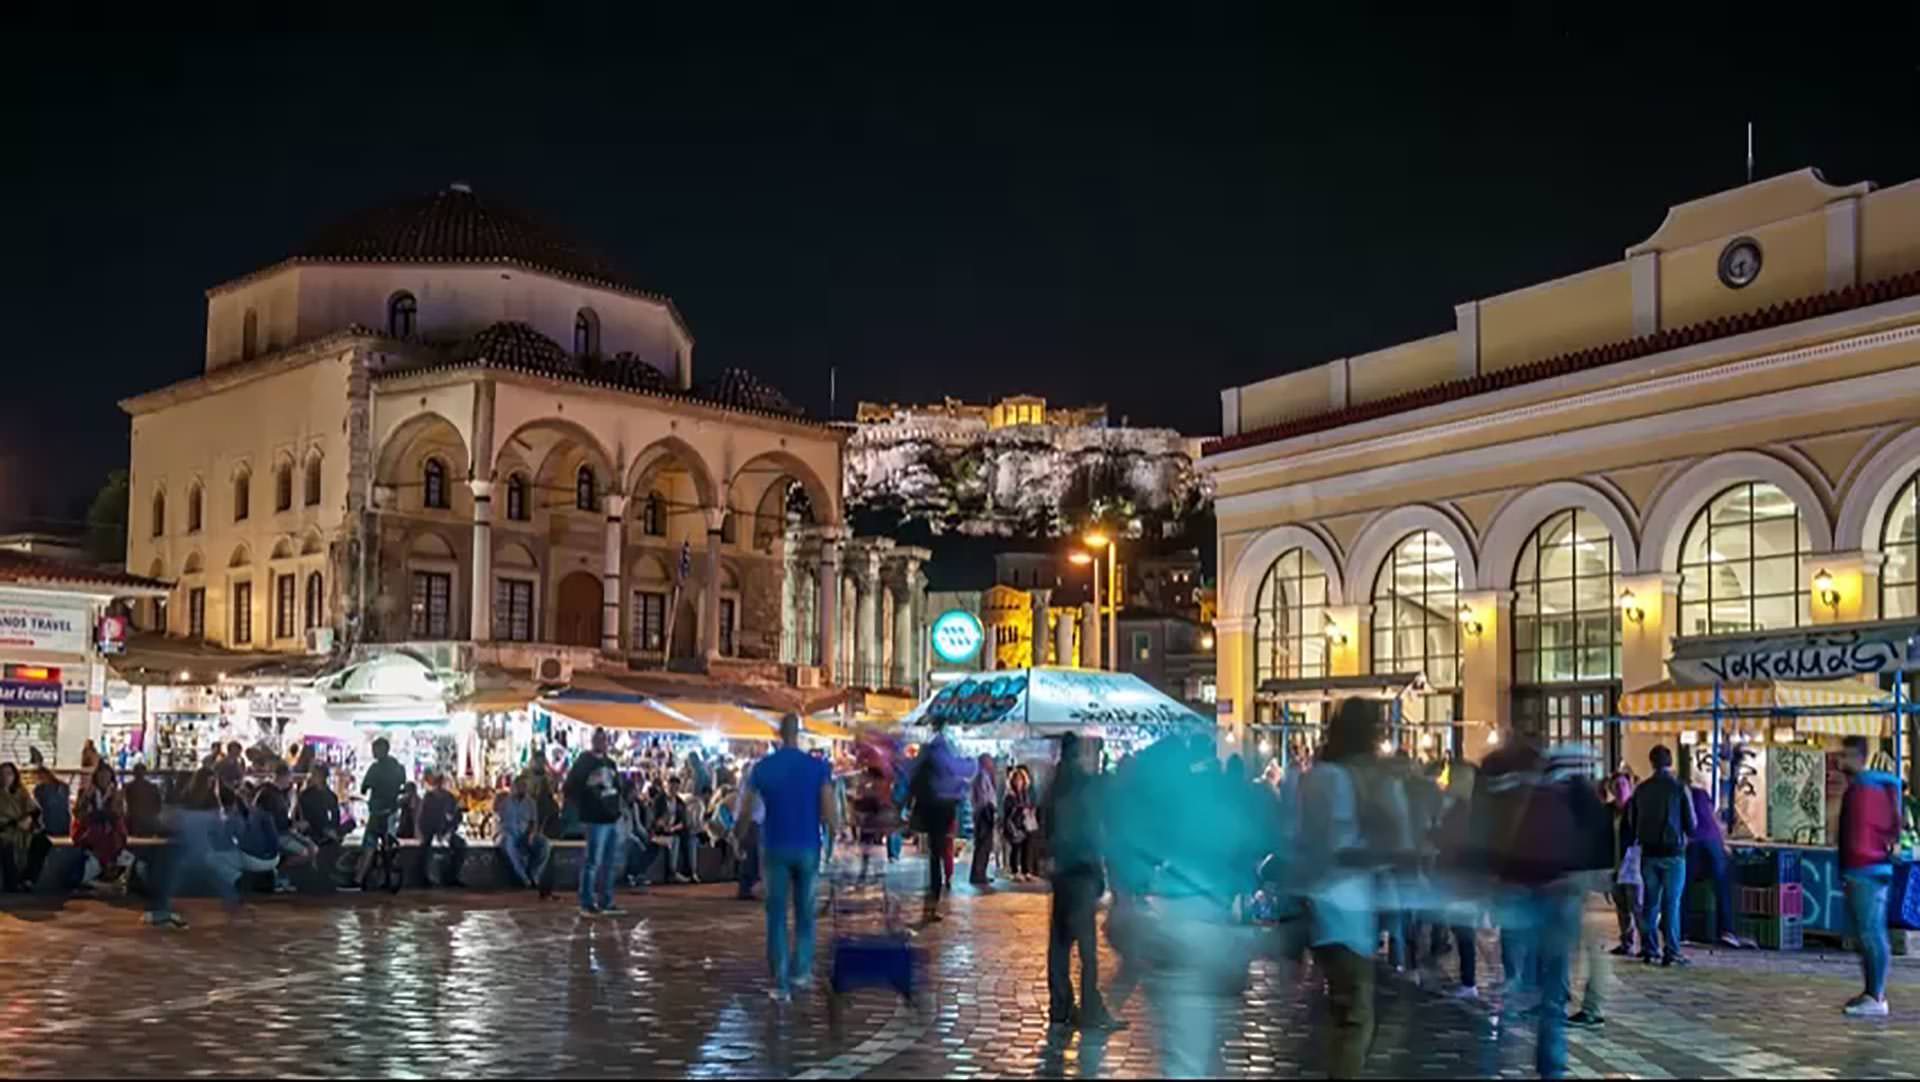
[1839,771,1900,875]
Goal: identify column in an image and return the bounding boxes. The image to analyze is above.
[1081,602,1098,669]
[601,494,627,656]
[702,506,725,659]
[817,533,842,683]
[1618,572,1680,774]
[909,564,929,690]
[1214,614,1254,750]
[854,551,881,686]
[891,581,914,689]
[1030,587,1054,666]
[469,480,494,643]
[1457,590,1512,763]
[1808,551,1882,625]
[1055,604,1074,667]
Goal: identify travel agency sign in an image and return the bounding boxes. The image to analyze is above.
[930,609,986,664]
[0,601,89,655]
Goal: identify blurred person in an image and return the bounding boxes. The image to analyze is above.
[1681,761,1748,949]
[298,766,343,846]
[1044,732,1123,1032]
[1003,765,1038,881]
[31,767,70,839]
[124,763,165,837]
[734,753,765,899]
[221,780,283,891]
[850,762,900,883]
[1602,769,1643,957]
[396,781,421,840]
[908,723,974,922]
[621,776,658,889]
[1625,744,1695,967]
[497,775,551,895]
[737,713,834,1003]
[72,762,132,891]
[0,762,51,892]
[564,728,625,916]
[141,769,229,929]
[416,771,468,888]
[216,741,246,790]
[681,778,707,883]
[1433,758,1484,1001]
[1837,735,1900,1017]
[969,753,999,886]
[257,764,316,893]
[352,737,408,887]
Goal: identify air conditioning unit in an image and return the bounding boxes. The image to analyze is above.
[534,652,575,684]
[304,627,335,656]
[788,664,821,688]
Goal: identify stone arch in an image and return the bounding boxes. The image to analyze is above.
[270,536,296,561]
[182,550,204,576]
[731,450,837,530]
[227,543,252,569]
[1479,480,1640,590]
[147,557,165,579]
[408,531,457,561]
[627,435,719,524]
[1222,524,1347,619]
[497,417,617,514]
[1346,504,1480,601]
[375,411,471,487]
[300,528,326,556]
[1837,425,1920,554]
[497,541,538,571]
[1640,450,1835,573]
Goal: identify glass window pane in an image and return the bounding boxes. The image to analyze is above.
[1752,515,1803,559]
[1513,588,1539,618]
[1540,649,1575,683]
[1574,575,1612,612]
[1579,646,1613,680]
[1513,615,1538,652]
[1539,543,1576,581]
[1711,484,1754,523]
[1752,595,1797,632]
[1750,555,1800,598]
[1427,655,1459,689]
[1541,580,1574,616]
[1748,483,1797,519]
[1712,523,1753,564]
[1680,571,1710,602]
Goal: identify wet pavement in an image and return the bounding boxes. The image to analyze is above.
[0,864,1914,1079]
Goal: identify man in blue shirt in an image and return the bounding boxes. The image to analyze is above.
[737,714,834,1002]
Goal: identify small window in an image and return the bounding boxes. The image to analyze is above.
[241,309,259,361]
[574,308,600,356]
[233,470,251,522]
[576,465,597,512]
[275,573,297,639]
[506,474,530,521]
[494,579,535,642]
[187,484,203,532]
[632,590,667,652]
[720,597,737,657]
[410,571,452,638]
[188,587,207,640]
[151,490,166,538]
[423,458,449,510]
[644,491,667,536]
[305,454,322,507]
[275,461,293,512]
[232,580,253,645]
[304,571,324,631]
[387,292,417,338]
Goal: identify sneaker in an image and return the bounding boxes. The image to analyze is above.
[1843,997,1890,1018]
[1608,944,1635,957]
[1661,954,1691,968]
[165,912,190,929]
[792,975,816,992]
[580,906,601,917]
[1449,985,1479,1001]
[337,883,363,893]
[273,881,298,894]
[599,904,625,916]
[1080,1014,1129,1032]
[1567,1010,1606,1027]
[767,987,792,1004]
[1719,932,1746,950]
[1640,953,1659,965]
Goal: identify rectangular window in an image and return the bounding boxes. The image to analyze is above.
[232,580,253,644]
[1132,631,1152,662]
[410,572,451,638]
[494,578,535,642]
[720,597,737,657]
[275,573,296,639]
[188,588,205,639]
[631,590,667,653]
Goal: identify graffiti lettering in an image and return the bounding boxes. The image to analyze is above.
[1693,630,1911,684]
[923,674,1028,727]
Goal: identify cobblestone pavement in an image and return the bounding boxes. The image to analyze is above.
[0,865,1913,1079]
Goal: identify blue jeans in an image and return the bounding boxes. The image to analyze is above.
[1530,887,1582,1080]
[147,809,235,916]
[579,822,621,911]
[763,846,820,993]
[1845,873,1891,1000]
[1640,855,1687,960]
[501,833,551,888]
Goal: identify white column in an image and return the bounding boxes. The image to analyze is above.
[817,535,842,682]
[601,494,627,655]
[469,480,494,643]
[702,506,725,660]
[855,557,880,686]
[1030,587,1054,666]
[891,581,914,688]
[1055,603,1074,666]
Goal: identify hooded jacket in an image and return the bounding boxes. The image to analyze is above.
[1839,769,1901,878]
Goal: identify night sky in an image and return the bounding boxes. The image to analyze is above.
[7,14,1918,534]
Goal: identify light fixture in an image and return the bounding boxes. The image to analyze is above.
[1083,530,1110,550]
[1486,729,1503,747]
[1814,568,1840,615]
[177,669,192,682]
[1199,632,1215,651]
[1323,622,1349,647]
[1257,737,1272,755]
[1069,552,1093,566]
[1378,739,1395,756]
[1619,588,1645,626]
[1457,602,1483,638]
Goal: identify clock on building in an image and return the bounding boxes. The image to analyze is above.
[1718,236,1763,289]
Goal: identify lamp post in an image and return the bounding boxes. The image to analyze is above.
[1085,530,1117,671]
[1070,550,1101,669]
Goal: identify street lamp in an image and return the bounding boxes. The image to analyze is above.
[1069,550,1101,669]
[1083,530,1117,673]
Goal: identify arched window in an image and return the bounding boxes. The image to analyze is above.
[1253,548,1329,685]
[1513,510,1618,684]
[187,483,203,533]
[720,509,737,545]
[304,453,323,507]
[423,458,449,510]
[151,489,166,538]
[644,491,667,536]
[505,473,530,521]
[575,465,597,512]
[305,571,324,631]
[1371,530,1462,689]
[387,292,417,338]
[574,308,600,356]
[1880,470,1919,620]
[1679,482,1809,635]
[275,460,293,512]
[241,309,259,361]
[233,469,251,522]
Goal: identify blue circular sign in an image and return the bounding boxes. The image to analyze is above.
[930,610,986,664]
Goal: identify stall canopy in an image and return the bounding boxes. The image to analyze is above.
[540,698,700,735]
[657,699,776,741]
[904,667,1211,744]
[1619,678,1888,735]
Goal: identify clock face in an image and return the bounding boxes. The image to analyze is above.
[1718,237,1763,289]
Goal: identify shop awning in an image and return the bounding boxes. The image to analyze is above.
[541,698,701,735]
[804,715,856,742]
[658,699,777,741]
[453,687,539,712]
[1618,678,1888,735]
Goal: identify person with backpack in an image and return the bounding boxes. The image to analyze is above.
[1624,744,1695,967]
[1837,735,1901,1018]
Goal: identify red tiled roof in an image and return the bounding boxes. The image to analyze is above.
[0,552,171,593]
[1203,270,1920,457]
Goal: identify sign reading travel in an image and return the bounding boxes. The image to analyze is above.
[0,602,88,654]
[930,610,985,664]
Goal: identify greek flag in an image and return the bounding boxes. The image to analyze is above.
[677,540,692,585]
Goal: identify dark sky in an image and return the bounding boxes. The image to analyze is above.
[6,13,1918,532]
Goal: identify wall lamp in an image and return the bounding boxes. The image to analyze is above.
[1456,603,1483,638]
[1813,568,1840,616]
[1619,589,1646,627]
[1323,622,1349,647]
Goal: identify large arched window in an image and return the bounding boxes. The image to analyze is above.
[644,491,667,536]
[304,452,323,507]
[1371,530,1462,689]
[423,458,449,510]
[505,473,530,522]
[1882,470,1919,620]
[275,459,294,512]
[233,469,251,522]
[387,292,417,338]
[1253,547,1329,685]
[1679,482,1809,635]
[151,489,166,538]
[304,571,324,631]
[187,483,203,533]
[575,466,598,512]
[1513,510,1619,684]
[574,308,600,356]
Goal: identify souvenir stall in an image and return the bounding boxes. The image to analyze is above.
[1613,621,1918,945]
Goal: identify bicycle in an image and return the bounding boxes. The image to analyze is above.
[337,811,404,894]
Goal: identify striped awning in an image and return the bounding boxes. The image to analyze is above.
[1618,678,1890,736]
[540,698,701,735]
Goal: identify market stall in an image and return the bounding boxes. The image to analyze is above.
[903,666,1214,759]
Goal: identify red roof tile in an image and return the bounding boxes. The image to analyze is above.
[0,552,170,593]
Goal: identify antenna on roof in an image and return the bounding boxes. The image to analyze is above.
[1745,122,1753,184]
[829,366,838,419]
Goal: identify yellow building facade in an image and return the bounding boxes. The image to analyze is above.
[1205,167,1920,764]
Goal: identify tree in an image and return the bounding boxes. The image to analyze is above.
[86,468,128,563]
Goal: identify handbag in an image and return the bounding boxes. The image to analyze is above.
[1617,843,1643,888]
[1891,862,1920,931]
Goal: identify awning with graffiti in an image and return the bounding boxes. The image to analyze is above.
[903,667,1214,746]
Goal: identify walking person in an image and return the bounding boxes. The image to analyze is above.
[968,753,999,887]
[1625,744,1695,967]
[1044,732,1124,1032]
[736,713,834,1003]
[908,723,972,923]
[140,769,234,930]
[1601,768,1643,957]
[1837,735,1901,1017]
[564,728,625,916]
[1003,766,1038,881]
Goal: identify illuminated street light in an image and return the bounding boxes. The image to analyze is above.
[1069,552,1092,565]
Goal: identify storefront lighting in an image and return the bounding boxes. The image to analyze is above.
[1257,737,1271,754]
[1813,568,1840,615]
[1486,729,1502,747]
[1619,589,1645,626]
[1199,632,1215,651]
[177,670,192,682]
[1083,531,1109,549]
[1069,552,1093,566]
[1377,739,1394,756]
[1456,603,1483,638]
